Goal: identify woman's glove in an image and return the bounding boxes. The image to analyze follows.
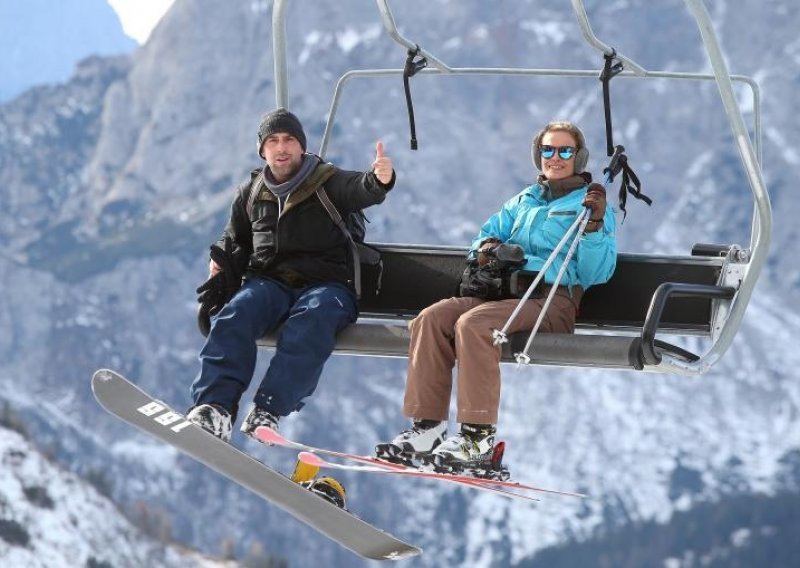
[477,237,502,266]
[582,183,607,220]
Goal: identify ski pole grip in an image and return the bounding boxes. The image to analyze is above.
[604,144,626,183]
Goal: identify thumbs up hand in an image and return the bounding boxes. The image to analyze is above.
[371,141,394,185]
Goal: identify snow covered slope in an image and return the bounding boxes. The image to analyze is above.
[0,424,236,567]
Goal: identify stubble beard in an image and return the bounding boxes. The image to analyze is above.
[270,154,303,183]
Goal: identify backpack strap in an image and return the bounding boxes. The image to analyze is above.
[315,186,363,298]
[246,170,266,221]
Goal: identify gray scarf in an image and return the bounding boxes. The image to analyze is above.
[263,153,318,200]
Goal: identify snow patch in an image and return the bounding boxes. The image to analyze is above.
[110,438,181,472]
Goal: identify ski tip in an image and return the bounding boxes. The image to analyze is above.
[254,426,284,445]
[92,368,115,382]
[298,451,324,467]
[384,548,423,560]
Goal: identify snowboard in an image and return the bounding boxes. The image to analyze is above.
[90,369,421,561]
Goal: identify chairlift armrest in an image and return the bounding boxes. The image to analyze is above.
[691,243,731,257]
[640,282,736,365]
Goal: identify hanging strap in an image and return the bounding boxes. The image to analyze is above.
[600,51,624,157]
[599,51,652,220]
[403,45,427,150]
[615,153,651,220]
[315,187,363,298]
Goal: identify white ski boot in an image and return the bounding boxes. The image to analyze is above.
[424,423,509,480]
[375,420,447,463]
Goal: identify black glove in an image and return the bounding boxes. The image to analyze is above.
[196,272,229,315]
[196,236,248,336]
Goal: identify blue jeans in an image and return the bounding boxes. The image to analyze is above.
[190,277,357,419]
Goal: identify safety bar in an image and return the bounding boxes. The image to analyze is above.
[268,0,761,170]
[318,68,761,161]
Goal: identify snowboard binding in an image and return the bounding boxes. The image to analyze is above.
[303,477,347,509]
[292,457,347,509]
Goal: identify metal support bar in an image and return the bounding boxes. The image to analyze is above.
[375,0,453,72]
[272,0,289,108]
[679,0,772,371]
[570,0,648,76]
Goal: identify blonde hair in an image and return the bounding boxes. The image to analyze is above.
[533,121,586,151]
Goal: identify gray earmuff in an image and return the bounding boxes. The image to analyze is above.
[531,125,589,174]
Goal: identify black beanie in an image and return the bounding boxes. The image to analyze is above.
[257,108,307,156]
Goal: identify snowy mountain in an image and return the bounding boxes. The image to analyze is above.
[0,0,136,102]
[1,0,798,566]
[0,421,240,567]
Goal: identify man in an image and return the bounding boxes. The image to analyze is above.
[188,108,395,442]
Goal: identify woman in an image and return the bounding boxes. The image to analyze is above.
[376,121,616,472]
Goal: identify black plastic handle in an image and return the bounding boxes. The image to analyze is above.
[640,282,736,365]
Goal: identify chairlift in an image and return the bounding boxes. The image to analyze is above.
[257,0,772,376]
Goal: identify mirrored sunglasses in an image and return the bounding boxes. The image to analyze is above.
[539,145,576,160]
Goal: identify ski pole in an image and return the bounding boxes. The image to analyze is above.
[491,211,586,346]
[514,208,592,365]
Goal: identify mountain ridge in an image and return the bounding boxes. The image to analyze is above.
[1,1,797,566]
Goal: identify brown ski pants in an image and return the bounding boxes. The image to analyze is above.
[403,292,578,425]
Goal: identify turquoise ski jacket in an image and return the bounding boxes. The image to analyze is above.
[470,183,617,290]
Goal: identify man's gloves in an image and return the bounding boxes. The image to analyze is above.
[196,236,249,336]
[582,183,607,220]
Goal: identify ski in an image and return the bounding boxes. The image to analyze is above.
[255,427,534,501]
[91,369,421,561]
[256,427,585,500]
[296,452,541,502]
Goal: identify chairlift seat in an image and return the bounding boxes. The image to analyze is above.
[257,243,736,371]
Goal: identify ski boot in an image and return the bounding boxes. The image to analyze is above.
[240,403,280,444]
[291,459,347,509]
[466,441,511,481]
[375,420,447,465]
[422,424,510,481]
